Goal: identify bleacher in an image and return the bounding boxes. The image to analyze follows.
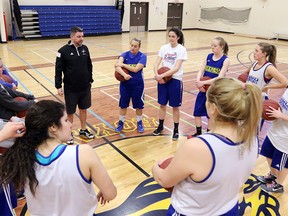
[19,5,122,37]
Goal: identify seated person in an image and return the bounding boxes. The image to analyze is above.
[0,59,18,90]
[0,83,36,120]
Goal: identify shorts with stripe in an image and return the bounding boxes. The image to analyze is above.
[119,81,144,109]
[260,136,288,171]
[157,79,183,107]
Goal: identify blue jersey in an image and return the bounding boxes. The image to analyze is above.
[120,51,147,86]
[203,53,227,78]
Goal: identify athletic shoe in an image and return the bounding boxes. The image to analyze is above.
[260,181,284,193]
[79,129,95,139]
[172,130,179,141]
[187,132,199,139]
[256,173,277,184]
[67,133,74,145]
[137,120,144,133]
[115,121,124,133]
[153,126,163,136]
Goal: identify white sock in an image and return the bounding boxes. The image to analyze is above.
[119,115,125,122]
[137,115,142,122]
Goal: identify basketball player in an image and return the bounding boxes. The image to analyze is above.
[153,78,262,215]
[0,100,117,215]
[153,28,187,140]
[257,88,288,193]
[188,37,230,138]
[114,38,147,133]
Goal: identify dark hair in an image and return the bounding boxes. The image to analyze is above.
[0,100,65,195]
[258,42,277,67]
[169,28,185,46]
[215,37,229,55]
[70,26,83,35]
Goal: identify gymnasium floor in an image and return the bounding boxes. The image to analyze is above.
[1,30,287,215]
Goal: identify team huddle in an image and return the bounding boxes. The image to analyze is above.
[0,26,288,215]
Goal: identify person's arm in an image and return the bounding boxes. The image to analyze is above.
[267,106,288,121]
[152,138,213,188]
[115,56,132,80]
[86,47,93,83]
[0,79,13,89]
[0,121,25,142]
[262,65,288,91]
[55,49,64,96]
[79,145,117,204]
[3,69,18,86]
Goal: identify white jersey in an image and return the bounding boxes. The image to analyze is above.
[268,88,288,154]
[246,61,272,97]
[24,144,97,216]
[171,133,258,215]
[158,43,187,81]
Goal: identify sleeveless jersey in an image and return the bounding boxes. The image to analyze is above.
[24,144,97,216]
[268,88,288,154]
[171,133,258,215]
[246,61,272,91]
[203,53,228,78]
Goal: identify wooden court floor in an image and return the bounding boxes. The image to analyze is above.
[1,30,288,215]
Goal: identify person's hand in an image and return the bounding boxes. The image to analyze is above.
[115,62,124,68]
[12,83,17,90]
[196,80,206,92]
[266,106,283,119]
[57,88,64,97]
[124,74,132,80]
[0,121,26,142]
[97,191,109,205]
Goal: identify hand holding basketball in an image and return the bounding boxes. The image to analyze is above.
[158,156,174,192]
[115,67,130,82]
[157,66,172,83]
[238,72,248,83]
[198,76,211,92]
[14,97,28,118]
[262,99,281,121]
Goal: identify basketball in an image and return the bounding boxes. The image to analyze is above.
[115,68,129,82]
[200,76,211,91]
[157,66,172,83]
[262,99,280,121]
[238,72,248,83]
[14,97,28,118]
[1,74,13,84]
[158,156,174,192]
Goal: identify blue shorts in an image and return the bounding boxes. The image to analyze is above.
[157,79,183,107]
[193,91,208,117]
[260,136,288,171]
[64,87,91,114]
[167,202,238,216]
[0,184,17,216]
[119,82,144,109]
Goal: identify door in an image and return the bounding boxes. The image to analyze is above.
[130,2,149,32]
[167,3,183,29]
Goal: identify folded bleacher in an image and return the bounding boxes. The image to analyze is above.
[19,5,122,37]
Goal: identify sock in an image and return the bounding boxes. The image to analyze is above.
[137,115,142,122]
[119,115,125,122]
[207,128,210,132]
[196,126,202,135]
[158,119,164,128]
[174,122,179,132]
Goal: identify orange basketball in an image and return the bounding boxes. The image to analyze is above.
[1,74,13,84]
[262,99,280,121]
[158,156,174,192]
[115,68,129,82]
[14,97,28,118]
[238,72,248,83]
[157,66,172,83]
[200,76,211,91]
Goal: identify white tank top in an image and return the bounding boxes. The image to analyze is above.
[24,144,97,216]
[268,88,288,154]
[246,61,272,97]
[171,133,258,215]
